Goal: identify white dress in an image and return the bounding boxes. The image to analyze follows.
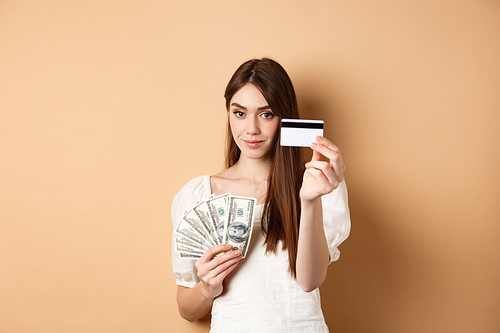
[171,175,351,333]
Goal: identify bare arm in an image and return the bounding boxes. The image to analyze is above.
[177,284,214,321]
[296,197,330,292]
[296,136,345,292]
[177,244,242,321]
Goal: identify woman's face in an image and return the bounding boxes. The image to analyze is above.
[228,83,280,161]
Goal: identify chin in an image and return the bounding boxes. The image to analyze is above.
[237,148,268,161]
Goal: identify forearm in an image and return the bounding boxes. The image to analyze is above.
[296,198,329,292]
[176,244,242,321]
[177,283,214,322]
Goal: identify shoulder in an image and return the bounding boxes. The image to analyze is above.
[179,175,210,194]
[174,175,211,203]
[171,175,211,224]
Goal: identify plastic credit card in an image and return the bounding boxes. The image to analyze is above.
[280,119,324,147]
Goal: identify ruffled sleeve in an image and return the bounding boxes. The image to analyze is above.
[171,175,211,288]
[321,180,351,264]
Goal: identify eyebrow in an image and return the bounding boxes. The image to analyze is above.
[230,102,271,111]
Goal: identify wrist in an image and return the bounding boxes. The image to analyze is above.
[198,281,216,301]
[300,196,321,210]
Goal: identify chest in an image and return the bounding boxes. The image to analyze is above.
[211,177,268,205]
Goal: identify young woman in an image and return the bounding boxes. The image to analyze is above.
[171,58,350,332]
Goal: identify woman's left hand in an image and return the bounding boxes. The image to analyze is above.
[300,136,345,202]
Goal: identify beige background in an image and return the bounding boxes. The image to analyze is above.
[1,1,499,332]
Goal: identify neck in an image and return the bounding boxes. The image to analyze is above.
[231,155,272,183]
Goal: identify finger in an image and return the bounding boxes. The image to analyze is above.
[312,140,341,162]
[196,244,234,273]
[199,244,232,263]
[198,258,241,299]
[212,259,241,281]
[305,165,340,192]
[316,136,340,152]
[197,249,242,280]
[311,139,345,177]
[326,149,345,180]
[305,161,338,183]
[310,145,323,162]
[307,149,344,180]
[209,247,242,270]
[323,151,345,180]
[203,260,241,296]
[314,136,341,156]
[206,252,242,278]
[305,166,330,185]
[331,156,345,181]
[311,149,322,162]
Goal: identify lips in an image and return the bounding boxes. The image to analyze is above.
[243,140,265,148]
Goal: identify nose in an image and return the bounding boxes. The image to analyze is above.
[246,116,260,135]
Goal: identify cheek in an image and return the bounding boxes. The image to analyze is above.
[229,117,239,137]
[267,120,280,139]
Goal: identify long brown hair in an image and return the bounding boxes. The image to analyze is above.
[224,58,304,277]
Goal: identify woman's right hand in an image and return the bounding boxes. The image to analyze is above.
[195,244,242,300]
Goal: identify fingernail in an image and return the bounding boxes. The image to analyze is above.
[234,250,241,256]
[311,142,318,148]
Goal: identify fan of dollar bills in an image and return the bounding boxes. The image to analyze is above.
[175,193,257,259]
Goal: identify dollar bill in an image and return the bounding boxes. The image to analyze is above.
[175,244,205,256]
[175,193,257,259]
[224,196,256,258]
[192,201,219,246]
[206,193,230,245]
[183,209,217,247]
[175,216,213,250]
[179,252,202,259]
[175,234,208,252]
